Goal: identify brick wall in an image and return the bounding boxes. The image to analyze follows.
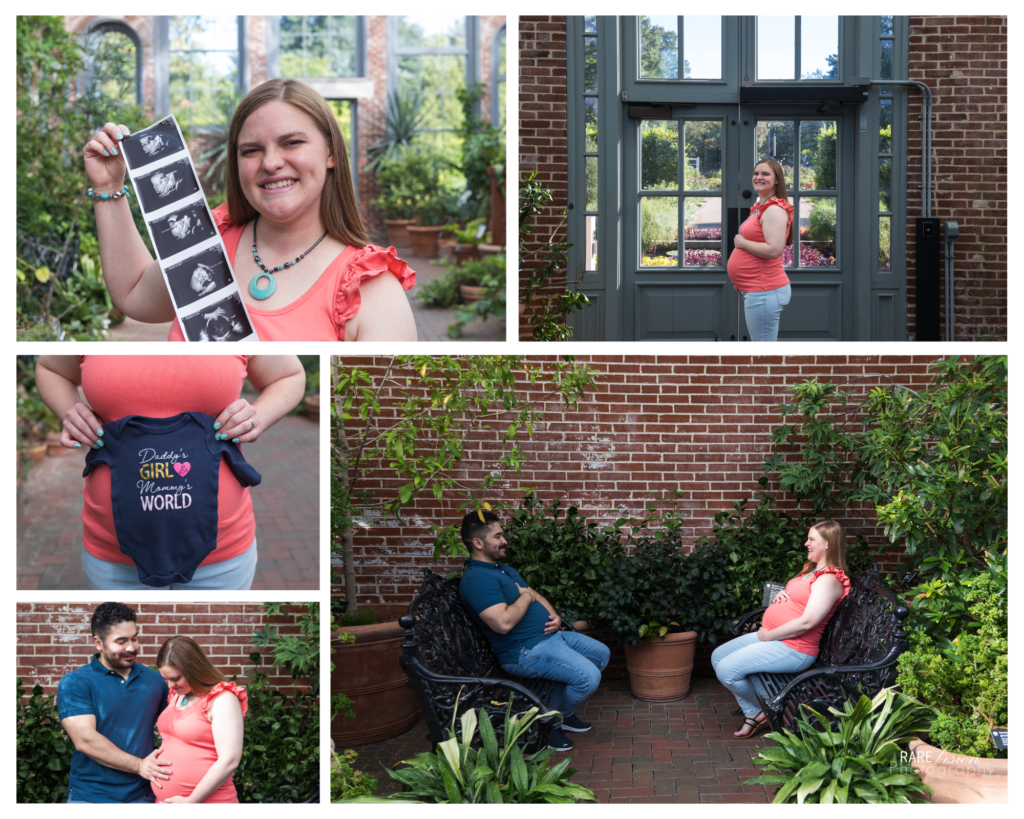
[518,16,569,340]
[332,355,955,604]
[17,603,313,698]
[65,16,157,121]
[906,16,1007,340]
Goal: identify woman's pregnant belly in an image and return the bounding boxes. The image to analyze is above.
[153,736,236,803]
[761,598,802,633]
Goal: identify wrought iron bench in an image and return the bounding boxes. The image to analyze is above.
[398,569,568,751]
[729,565,910,733]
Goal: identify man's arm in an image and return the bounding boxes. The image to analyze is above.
[61,715,172,788]
[477,584,536,635]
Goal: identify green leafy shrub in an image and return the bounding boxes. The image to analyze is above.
[416,255,505,309]
[895,572,1007,759]
[806,197,837,245]
[747,689,934,804]
[250,602,319,695]
[812,122,838,191]
[372,148,452,220]
[386,701,596,803]
[16,679,73,803]
[332,750,378,802]
[504,492,626,624]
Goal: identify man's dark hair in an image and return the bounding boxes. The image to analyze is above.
[461,510,501,550]
[91,602,137,640]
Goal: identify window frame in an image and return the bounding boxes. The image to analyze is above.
[749,16,848,84]
[80,19,144,108]
[156,15,246,122]
[491,23,506,125]
[268,16,366,80]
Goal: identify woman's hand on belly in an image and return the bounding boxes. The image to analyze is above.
[733,233,748,252]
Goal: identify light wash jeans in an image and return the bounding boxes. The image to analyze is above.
[742,283,791,342]
[711,631,816,717]
[502,631,610,718]
[81,538,257,591]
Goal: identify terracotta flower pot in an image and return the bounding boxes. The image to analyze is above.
[23,442,48,465]
[477,243,504,258]
[438,238,457,265]
[332,605,421,746]
[908,739,1008,803]
[407,225,444,257]
[622,630,698,701]
[459,284,488,304]
[305,394,320,424]
[383,218,418,247]
[454,244,482,266]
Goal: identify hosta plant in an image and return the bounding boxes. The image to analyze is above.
[386,699,596,804]
[746,689,935,804]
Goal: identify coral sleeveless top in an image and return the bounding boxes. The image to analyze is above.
[154,682,248,803]
[79,355,254,568]
[727,197,794,293]
[167,203,415,341]
[761,566,851,656]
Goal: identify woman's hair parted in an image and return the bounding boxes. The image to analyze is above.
[754,157,795,247]
[156,636,229,696]
[225,78,369,247]
[797,519,849,576]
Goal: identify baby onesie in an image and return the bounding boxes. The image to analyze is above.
[82,412,261,587]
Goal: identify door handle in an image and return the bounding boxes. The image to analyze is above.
[742,189,752,199]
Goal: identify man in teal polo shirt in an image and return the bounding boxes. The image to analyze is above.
[459,511,610,752]
[57,602,172,803]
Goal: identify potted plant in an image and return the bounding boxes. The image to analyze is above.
[407,189,459,258]
[450,219,489,266]
[372,149,447,248]
[897,571,1008,803]
[304,368,320,424]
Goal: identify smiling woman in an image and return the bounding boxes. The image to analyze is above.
[82,79,418,341]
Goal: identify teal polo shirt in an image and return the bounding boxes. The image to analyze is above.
[459,559,554,665]
[57,654,169,803]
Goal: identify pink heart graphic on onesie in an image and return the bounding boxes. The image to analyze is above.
[174,462,191,477]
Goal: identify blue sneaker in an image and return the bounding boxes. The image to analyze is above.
[547,727,575,751]
[561,714,592,733]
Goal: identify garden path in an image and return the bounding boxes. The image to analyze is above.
[102,254,506,343]
[346,678,774,804]
[16,391,319,590]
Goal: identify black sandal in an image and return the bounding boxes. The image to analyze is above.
[733,715,767,738]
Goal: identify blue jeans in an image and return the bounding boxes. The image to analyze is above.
[711,632,816,717]
[742,283,791,342]
[81,538,257,590]
[502,631,610,718]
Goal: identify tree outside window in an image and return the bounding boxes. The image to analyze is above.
[169,16,240,131]
[280,16,357,78]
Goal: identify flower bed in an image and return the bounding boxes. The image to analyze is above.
[782,244,836,267]
[642,248,723,267]
[683,228,722,240]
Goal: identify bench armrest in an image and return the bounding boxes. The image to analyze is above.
[729,606,769,638]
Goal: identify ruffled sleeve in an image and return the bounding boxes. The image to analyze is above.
[200,681,248,722]
[810,566,852,601]
[334,244,416,340]
[210,202,235,234]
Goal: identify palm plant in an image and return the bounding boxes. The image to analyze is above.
[365,89,424,173]
[193,90,242,196]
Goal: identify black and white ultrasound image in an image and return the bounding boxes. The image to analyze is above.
[122,118,185,169]
[181,292,253,342]
[135,158,200,212]
[164,245,234,309]
[149,203,217,258]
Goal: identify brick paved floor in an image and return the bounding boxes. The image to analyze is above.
[103,253,506,343]
[346,678,775,803]
[16,393,319,591]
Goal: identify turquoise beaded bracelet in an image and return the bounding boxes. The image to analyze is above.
[87,186,130,201]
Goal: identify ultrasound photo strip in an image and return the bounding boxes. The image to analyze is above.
[120,114,259,342]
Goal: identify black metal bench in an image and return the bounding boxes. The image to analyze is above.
[398,569,568,751]
[729,565,910,733]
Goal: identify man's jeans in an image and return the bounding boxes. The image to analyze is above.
[502,631,610,718]
[711,632,816,717]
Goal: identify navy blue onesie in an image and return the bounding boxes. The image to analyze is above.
[82,412,261,587]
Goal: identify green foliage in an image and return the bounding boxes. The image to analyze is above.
[640,122,678,189]
[193,90,242,197]
[812,122,838,190]
[449,219,489,245]
[455,83,505,222]
[747,689,934,804]
[250,603,320,696]
[332,750,378,801]
[807,197,837,245]
[371,148,453,220]
[331,625,355,722]
[519,172,589,341]
[639,17,684,78]
[17,357,61,446]
[640,196,678,254]
[335,608,376,627]
[16,679,73,803]
[895,573,1007,759]
[386,701,596,803]
[763,356,1007,641]
[365,89,424,173]
[414,254,507,340]
[503,492,626,624]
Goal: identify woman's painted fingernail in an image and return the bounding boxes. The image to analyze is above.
[96,427,104,436]
[73,443,82,448]
[121,129,130,137]
[114,132,123,140]
[103,149,110,156]
[96,439,104,447]
[232,438,239,443]
[93,443,101,449]
[216,433,223,441]
[213,422,221,429]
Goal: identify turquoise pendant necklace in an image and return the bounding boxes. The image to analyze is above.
[180,694,190,706]
[249,215,328,301]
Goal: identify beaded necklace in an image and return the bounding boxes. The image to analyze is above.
[248,215,328,301]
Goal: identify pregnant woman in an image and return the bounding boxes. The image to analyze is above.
[83,78,416,341]
[155,636,246,803]
[34,355,305,590]
[727,157,795,342]
[712,520,851,737]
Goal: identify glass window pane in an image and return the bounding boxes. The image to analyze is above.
[683,120,722,190]
[881,16,893,36]
[683,197,722,267]
[584,16,597,33]
[585,215,598,270]
[879,158,891,212]
[683,17,721,79]
[281,16,302,34]
[585,97,598,152]
[327,99,352,146]
[799,121,837,190]
[640,197,678,266]
[879,99,892,152]
[880,39,893,82]
[584,37,598,92]
[84,28,138,112]
[641,120,678,190]
[801,17,838,79]
[757,16,795,80]
[640,16,678,79]
[398,16,465,49]
[878,216,891,271]
[800,196,837,267]
[755,121,795,188]
[586,156,598,211]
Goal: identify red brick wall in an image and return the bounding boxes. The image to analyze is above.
[518,16,569,340]
[17,603,314,698]
[332,355,954,604]
[906,16,1007,340]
